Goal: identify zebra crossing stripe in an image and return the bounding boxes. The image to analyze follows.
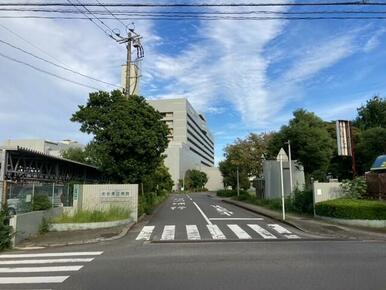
[0,276,69,284]
[136,226,155,241]
[161,225,175,240]
[267,224,292,234]
[207,225,226,240]
[227,224,252,239]
[0,258,94,265]
[0,265,83,273]
[186,225,201,240]
[247,224,277,239]
[0,252,103,258]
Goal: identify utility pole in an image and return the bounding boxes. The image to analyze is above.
[236,167,240,198]
[117,27,144,98]
[286,140,293,195]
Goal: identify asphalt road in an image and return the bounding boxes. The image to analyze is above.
[1,192,386,290]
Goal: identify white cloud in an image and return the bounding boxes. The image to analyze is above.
[363,28,386,53]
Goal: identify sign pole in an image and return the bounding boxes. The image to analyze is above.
[280,155,286,221]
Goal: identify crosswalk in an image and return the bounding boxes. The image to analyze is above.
[0,251,103,286]
[136,223,300,241]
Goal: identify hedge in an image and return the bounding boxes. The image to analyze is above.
[315,198,386,220]
[216,189,248,197]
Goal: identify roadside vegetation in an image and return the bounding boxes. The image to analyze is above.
[52,207,131,223]
[0,205,12,250]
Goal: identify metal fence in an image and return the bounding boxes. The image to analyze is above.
[366,172,386,200]
[5,182,73,215]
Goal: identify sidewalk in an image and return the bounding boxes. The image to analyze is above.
[15,222,135,249]
[222,198,386,241]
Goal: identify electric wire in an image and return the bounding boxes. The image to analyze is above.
[94,0,128,30]
[0,38,121,88]
[0,51,102,90]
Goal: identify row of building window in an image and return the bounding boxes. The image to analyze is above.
[187,114,214,147]
[187,121,214,153]
[187,136,214,162]
[189,146,214,166]
[187,128,214,155]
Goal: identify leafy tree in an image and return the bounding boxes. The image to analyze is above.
[267,109,334,181]
[219,159,250,190]
[71,90,169,183]
[184,170,208,191]
[143,163,174,194]
[61,147,89,164]
[0,206,12,250]
[356,127,386,173]
[354,96,386,130]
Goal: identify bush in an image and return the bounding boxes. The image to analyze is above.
[217,189,248,197]
[315,198,386,220]
[292,189,313,214]
[341,177,367,199]
[39,217,50,234]
[33,195,52,211]
[53,207,130,223]
[138,192,169,216]
[0,206,12,250]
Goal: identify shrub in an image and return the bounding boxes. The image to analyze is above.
[341,177,367,199]
[53,207,130,223]
[33,195,52,211]
[0,206,12,250]
[217,189,248,197]
[292,189,313,214]
[315,198,386,220]
[39,217,50,234]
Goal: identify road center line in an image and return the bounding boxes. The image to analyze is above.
[193,201,212,225]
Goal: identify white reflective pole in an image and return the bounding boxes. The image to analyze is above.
[280,155,286,221]
[236,167,240,198]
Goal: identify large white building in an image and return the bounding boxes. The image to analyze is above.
[1,139,84,158]
[148,98,220,189]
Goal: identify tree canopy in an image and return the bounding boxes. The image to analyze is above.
[354,96,386,130]
[61,147,89,164]
[184,169,208,191]
[267,109,334,181]
[71,90,169,183]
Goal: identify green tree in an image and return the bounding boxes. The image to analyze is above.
[184,170,208,191]
[267,109,334,181]
[354,96,386,130]
[219,159,250,190]
[61,147,89,164]
[356,127,386,173]
[71,90,169,183]
[143,163,174,194]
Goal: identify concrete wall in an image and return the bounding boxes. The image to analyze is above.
[201,166,224,191]
[75,184,138,222]
[9,207,63,246]
[313,181,344,203]
[263,160,305,199]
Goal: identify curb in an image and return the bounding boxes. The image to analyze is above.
[222,199,312,234]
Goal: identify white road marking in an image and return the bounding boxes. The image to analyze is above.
[209,218,263,221]
[211,205,233,216]
[186,225,201,240]
[193,201,212,225]
[186,194,193,201]
[0,276,69,284]
[0,265,83,273]
[227,224,252,239]
[267,224,292,234]
[248,224,277,239]
[161,225,175,240]
[207,225,226,240]
[0,252,103,258]
[0,258,94,265]
[286,234,301,239]
[136,226,155,241]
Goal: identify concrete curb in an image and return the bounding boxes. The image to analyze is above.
[50,219,131,231]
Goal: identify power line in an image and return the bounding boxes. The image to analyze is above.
[0,51,101,90]
[0,38,121,88]
[2,2,386,7]
[94,0,128,30]
[0,23,68,67]
[65,0,117,40]
[3,15,386,20]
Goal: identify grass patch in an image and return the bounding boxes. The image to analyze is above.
[315,198,386,220]
[53,207,131,223]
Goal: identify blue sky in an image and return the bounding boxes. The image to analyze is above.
[0,1,386,164]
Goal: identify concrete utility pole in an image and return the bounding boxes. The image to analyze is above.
[236,167,240,198]
[286,140,293,195]
[117,27,144,98]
